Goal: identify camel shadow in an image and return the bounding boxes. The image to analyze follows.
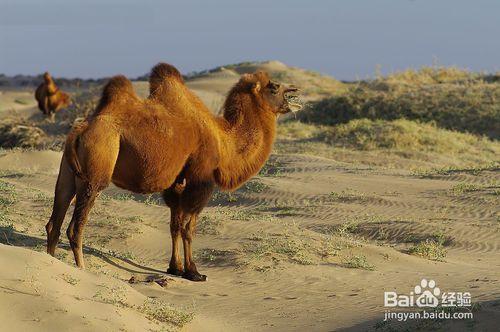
[0,226,165,276]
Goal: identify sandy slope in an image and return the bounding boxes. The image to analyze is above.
[0,90,38,119]
[0,244,168,331]
[0,148,498,331]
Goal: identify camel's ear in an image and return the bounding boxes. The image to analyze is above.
[252,82,261,95]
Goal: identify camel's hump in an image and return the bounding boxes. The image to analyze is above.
[150,63,183,83]
[102,75,134,98]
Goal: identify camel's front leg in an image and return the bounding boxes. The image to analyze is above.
[167,207,184,276]
[181,213,206,281]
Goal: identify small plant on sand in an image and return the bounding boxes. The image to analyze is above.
[14,98,29,105]
[245,232,316,266]
[144,194,162,206]
[197,215,221,235]
[449,183,480,195]
[138,298,194,327]
[61,274,80,285]
[407,239,447,261]
[318,235,345,258]
[114,193,135,201]
[258,159,285,177]
[98,193,113,201]
[108,250,136,261]
[411,162,499,177]
[29,189,52,203]
[211,191,238,203]
[336,221,359,236]
[0,180,17,207]
[0,209,11,224]
[329,189,369,203]
[195,248,238,266]
[243,179,269,193]
[93,285,129,307]
[342,254,375,270]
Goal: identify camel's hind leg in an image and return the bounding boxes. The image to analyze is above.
[66,179,99,268]
[64,117,120,268]
[46,157,76,256]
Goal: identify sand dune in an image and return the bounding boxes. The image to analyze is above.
[0,149,498,331]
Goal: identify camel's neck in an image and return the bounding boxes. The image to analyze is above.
[46,79,58,95]
[215,105,276,190]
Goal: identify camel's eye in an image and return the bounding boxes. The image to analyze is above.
[268,81,280,94]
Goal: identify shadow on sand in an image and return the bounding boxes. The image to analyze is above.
[0,225,166,277]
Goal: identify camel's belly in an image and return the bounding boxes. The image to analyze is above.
[111,171,174,194]
[111,144,189,194]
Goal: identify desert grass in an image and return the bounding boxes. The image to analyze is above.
[329,189,370,203]
[407,239,447,261]
[211,190,239,203]
[320,119,497,154]
[195,248,239,266]
[411,163,499,177]
[258,158,286,177]
[244,230,317,267]
[197,215,221,235]
[0,122,46,149]
[277,119,499,170]
[243,179,269,193]
[283,119,498,159]
[449,183,481,195]
[138,298,194,327]
[298,66,500,138]
[60,273,80,286]
[0,180,18,207]
[341,254,375,270]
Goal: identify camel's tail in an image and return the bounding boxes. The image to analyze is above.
[64,120,88,179]
[149,63,184,95]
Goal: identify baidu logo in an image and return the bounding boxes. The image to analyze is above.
[384,278,471,308]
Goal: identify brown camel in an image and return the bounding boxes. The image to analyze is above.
[35,72,71,120]
[45,63,301,281]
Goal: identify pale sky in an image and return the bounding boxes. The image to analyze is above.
[1,0,499,80]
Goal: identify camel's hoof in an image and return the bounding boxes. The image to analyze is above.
[167,267,184,276]
[183,270,207,282]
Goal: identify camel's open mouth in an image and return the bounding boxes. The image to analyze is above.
[284,91,303,114]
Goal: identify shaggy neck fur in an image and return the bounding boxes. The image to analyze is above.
[215,90,276,190]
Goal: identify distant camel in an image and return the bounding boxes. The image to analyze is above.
[45,63,301,281]
[35,72,71,120]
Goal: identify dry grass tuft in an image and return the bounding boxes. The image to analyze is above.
[298,67,500,138]
[407,239,447,261]
[138,298,194,327]
[0,123,46,148]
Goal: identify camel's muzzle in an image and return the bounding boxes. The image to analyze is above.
[283,87,303,114]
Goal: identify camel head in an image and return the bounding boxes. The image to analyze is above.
[43,72,52,83]
[243,71,303,115]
